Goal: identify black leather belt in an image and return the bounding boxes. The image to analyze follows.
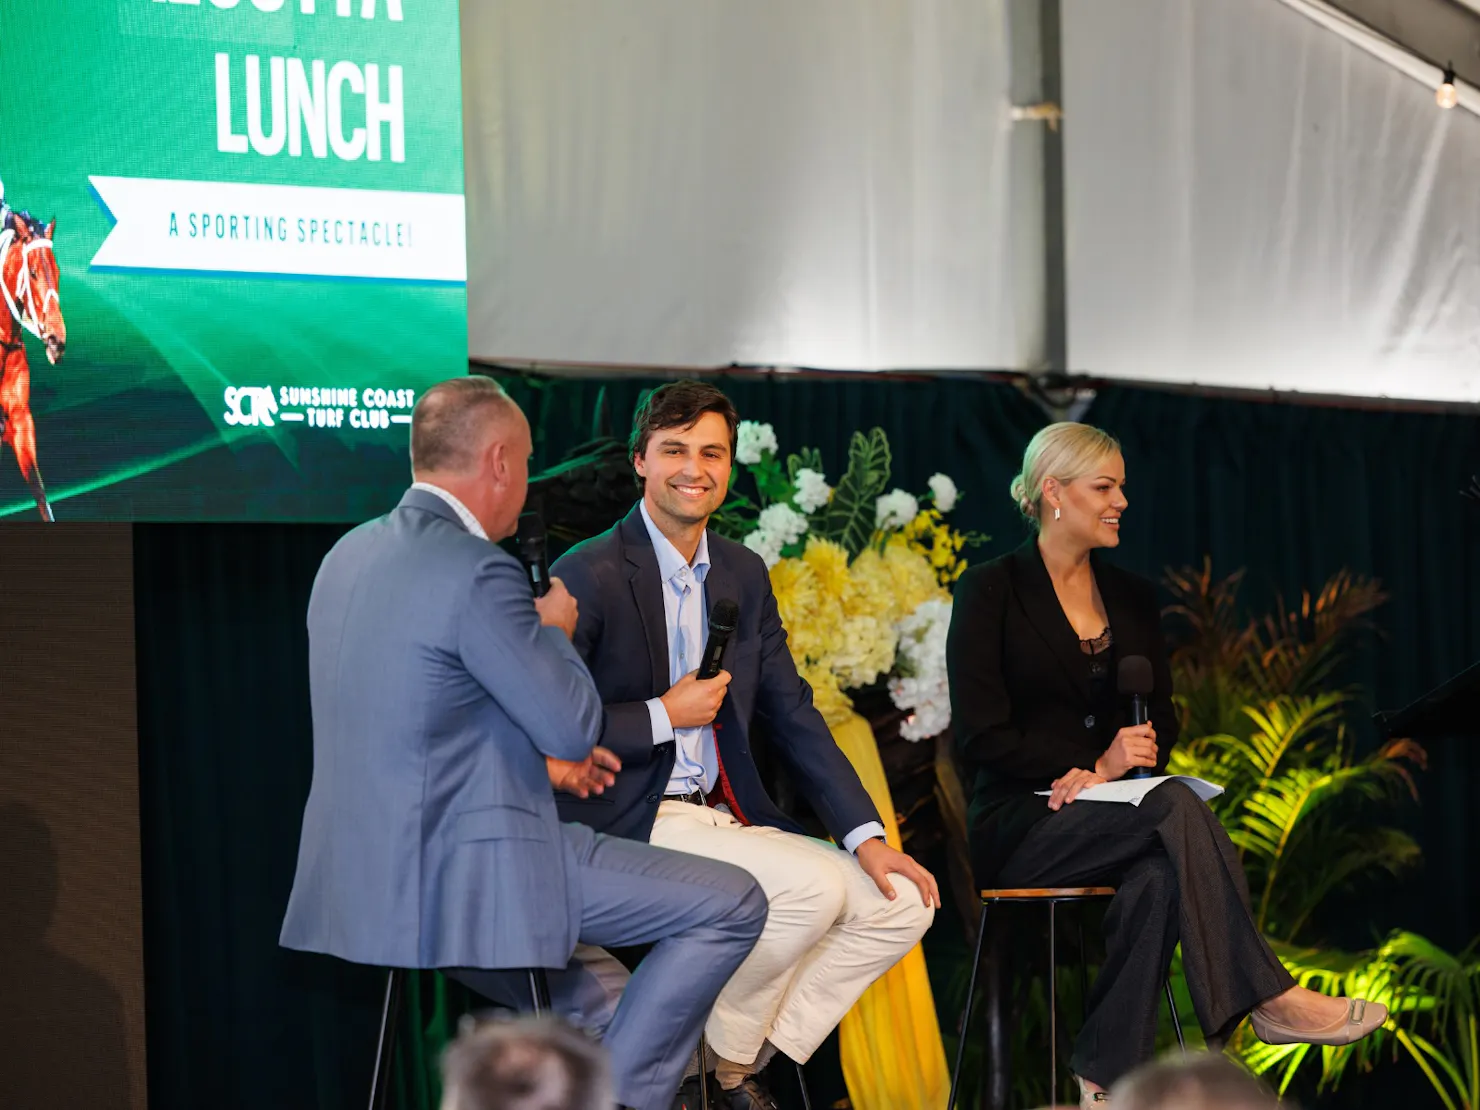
[666,788,707,806]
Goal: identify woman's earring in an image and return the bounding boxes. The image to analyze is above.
[1053,506,1061,521]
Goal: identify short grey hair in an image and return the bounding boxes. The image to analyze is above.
[410,376,517,476]
[1112,1052,1284,1110]
[439,1016,612,1110]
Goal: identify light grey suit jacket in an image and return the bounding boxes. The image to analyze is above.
[280,488,602,970]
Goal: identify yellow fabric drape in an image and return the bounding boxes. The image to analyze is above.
[830,711,950,1110]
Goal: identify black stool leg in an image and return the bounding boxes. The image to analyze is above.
[1048,901,1058,1105]
[1164,979,1186,1053]
[947,899,991,1110]
[1077,917,1090,1028]
[697,1033,711,1110]
[528,968,553,1016]
[369,968,407,1110]
[794,1060,813,1110]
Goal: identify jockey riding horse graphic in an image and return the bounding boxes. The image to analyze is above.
[0,176,64,520]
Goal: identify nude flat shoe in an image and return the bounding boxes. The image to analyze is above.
[1250,997,1388,1046]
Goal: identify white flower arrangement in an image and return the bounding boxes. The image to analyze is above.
[742,528,785,568]
[736,420,779,465]
[714,422,981,740]
[874,488,920,531]
[927,473,958,513]
[793,468,833,514]
[744,502,811,567]
[889,597,953,742]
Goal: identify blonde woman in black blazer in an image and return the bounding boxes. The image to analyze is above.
[946,423,1386,1107]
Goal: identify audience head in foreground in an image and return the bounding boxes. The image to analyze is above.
[1112,1052,1285,1110]
[440,1016,612,1110]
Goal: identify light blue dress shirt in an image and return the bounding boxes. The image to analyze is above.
[640,501,720,796]
[639,502,886,854]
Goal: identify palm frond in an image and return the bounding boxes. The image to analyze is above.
[1238,693,1350,782]
[1233,745,1424,932]
[1281,827,1423,938]
[1231,934,1480,1107]
[1248,570,1388,699]
[1382,932,1480,1044]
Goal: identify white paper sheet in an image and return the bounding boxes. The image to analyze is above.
[1035,775,1224,807]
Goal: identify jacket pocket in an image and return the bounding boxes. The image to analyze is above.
[454,803,548,842]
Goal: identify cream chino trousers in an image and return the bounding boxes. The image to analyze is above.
[648,799,934,1066]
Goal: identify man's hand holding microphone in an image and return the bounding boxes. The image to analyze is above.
[519,511,620,795]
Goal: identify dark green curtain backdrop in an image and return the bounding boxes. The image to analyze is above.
[136,376,1480,1110]
[1087,388,1480,953]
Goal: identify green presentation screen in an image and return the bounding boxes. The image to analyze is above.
[0,0,467,520]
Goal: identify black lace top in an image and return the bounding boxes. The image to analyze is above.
[1081,626,1115,706]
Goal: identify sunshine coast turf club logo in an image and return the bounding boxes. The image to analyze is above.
[224,385,415,431]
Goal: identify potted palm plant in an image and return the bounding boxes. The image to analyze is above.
[1163,562,1480,1107]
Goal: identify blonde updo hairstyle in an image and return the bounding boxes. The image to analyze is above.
[1009,422,1122,529]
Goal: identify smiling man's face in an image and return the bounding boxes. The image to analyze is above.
[634,410,733,531]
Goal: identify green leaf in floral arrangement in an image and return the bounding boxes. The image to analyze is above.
[817,428,892,556]
[746,454,791,506]
[787,447,824,485]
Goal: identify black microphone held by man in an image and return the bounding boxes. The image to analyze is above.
[517,510,551,598]
[696,598,739,681]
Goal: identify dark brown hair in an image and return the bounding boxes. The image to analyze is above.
[628,380,739,462]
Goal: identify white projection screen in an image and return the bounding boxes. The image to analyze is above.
[1062,0,1480,404]
[461,0,1043,372]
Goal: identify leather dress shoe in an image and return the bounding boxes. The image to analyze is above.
[720,1075,780,1110]
[1250,997,1388,1046]
[670,1073,710,1110]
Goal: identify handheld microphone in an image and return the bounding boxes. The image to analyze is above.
[1117,654,1155,780]
[516,512,550,598]
[696,599,740,680]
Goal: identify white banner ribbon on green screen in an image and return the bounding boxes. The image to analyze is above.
[89,177,466,283]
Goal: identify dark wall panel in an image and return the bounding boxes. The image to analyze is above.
[0,523,144,1110]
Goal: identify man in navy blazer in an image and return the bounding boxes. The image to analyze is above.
[553,381,937,1109]
[280,376,767,1110]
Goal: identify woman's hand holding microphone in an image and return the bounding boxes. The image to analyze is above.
[1095,723,1158,781]
[1046,724,1158,811]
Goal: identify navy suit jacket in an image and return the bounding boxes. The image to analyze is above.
[551,504,881,844]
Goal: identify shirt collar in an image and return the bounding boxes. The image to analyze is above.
[410,482,489,541]
[638,500,710,585]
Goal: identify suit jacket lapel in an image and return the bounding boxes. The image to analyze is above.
[619,507,672,696]
[1096,557,1138,670]
[701,543,738,641]
[1010,539,1093,705]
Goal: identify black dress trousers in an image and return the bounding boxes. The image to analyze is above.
[994,781,1296,1088]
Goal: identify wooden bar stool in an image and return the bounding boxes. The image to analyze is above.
[946,887,1185,1109]
[368,967,552,1110]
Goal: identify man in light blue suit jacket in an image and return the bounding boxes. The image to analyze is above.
[280,376,768,1110]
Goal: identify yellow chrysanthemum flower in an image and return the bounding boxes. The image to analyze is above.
[902,507,973,587]
[769,531,949,699]
[801,537,852,599]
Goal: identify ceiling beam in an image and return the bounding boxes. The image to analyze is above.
[1322,0,1480,87]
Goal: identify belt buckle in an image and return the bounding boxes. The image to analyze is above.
[679,788,706,806]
